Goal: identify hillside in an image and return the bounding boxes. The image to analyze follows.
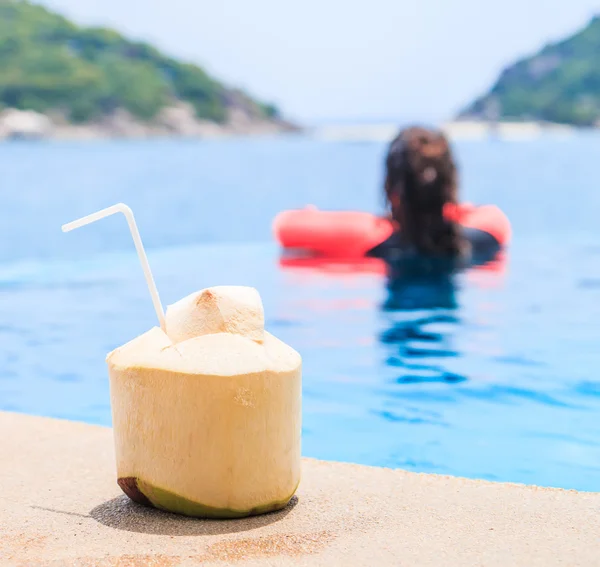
[460,16,600,127]
[0,0,290,137]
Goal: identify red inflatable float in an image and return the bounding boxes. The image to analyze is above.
[273,204,511,258]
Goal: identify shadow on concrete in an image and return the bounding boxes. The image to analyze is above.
[89,495,299,536]
[31,505,90,519]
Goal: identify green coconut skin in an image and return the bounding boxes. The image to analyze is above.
[118,477,298,519]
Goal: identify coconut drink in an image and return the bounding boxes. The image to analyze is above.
[63,205,301,518]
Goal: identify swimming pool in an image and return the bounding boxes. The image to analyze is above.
[1,135,599,491]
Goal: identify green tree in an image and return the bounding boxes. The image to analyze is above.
[0,0,278,124]
[460,15,600,126]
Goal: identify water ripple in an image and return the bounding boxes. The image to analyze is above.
[396,372,467,385]
[372,409,448,426]
[573,381,600,397]
[493,355,546,367]
[458,385,576,408]
[578,278,600,289]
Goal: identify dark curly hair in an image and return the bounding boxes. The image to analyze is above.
[384,126,463,257]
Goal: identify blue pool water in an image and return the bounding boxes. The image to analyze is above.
[1,135,599,491]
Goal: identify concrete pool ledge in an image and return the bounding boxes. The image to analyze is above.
[1,411,599,567]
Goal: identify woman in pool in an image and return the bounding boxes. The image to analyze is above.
[274,124,509,264]
[372,127,470,383]
[367,126,500,264]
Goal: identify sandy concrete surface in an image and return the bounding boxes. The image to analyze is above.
[1,411,599,567]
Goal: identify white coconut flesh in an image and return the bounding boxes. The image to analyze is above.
[106,286,302,518]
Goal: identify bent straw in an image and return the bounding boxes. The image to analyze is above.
[62,203,166,331]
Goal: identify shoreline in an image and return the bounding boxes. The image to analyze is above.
[1,410,599,566]
[3,107,597,144]
[311,120,595,142]
[0,106,301,142]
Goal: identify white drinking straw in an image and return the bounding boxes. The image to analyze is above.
[62,203,166,331]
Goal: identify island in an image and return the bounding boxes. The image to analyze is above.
[459,15,600,127]
[0,0,298,139]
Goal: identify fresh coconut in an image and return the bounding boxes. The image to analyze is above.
[165,286,265,344]
[106,286,301,518]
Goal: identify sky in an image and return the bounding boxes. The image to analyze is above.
[40,0,600,124]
